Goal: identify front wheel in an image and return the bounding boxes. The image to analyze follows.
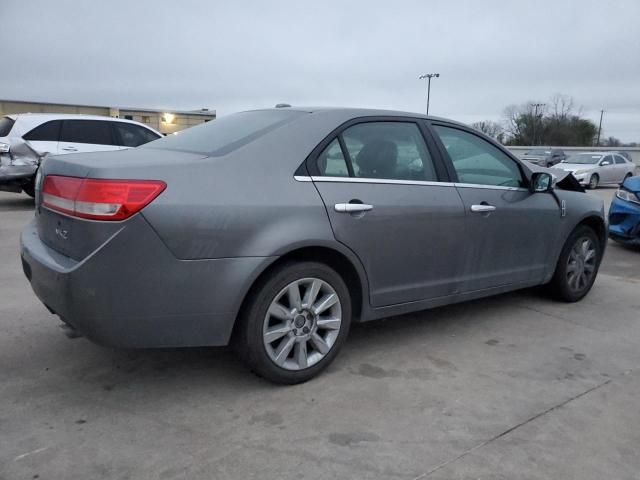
[548,226,601,302]
[588,174,599,190]
[235,261,351,384]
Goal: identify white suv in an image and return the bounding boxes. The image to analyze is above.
[0,113,161,197]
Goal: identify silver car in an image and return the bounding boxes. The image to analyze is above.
[557,152,637,189]
[21,107,606,383]
[0,113,161,197]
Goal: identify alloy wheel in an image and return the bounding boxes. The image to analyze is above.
[263,278,342,371]
[566,237,597,292]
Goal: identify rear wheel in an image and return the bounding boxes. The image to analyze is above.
[588,174,599,190]
[549,226,601,302]
[22,177,36,198]
[235,261,351,384]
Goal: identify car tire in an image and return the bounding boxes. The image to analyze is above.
[548,225,601,302]
[546,162,554,168]
[22,177,36,198]
[624,173,632,182]
[235,261,352,384]
[588,174,599,190]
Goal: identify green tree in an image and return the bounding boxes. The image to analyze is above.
[503,95,597,146]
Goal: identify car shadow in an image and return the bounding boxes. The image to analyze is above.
[0,194,34,211]
[53,287,542,393]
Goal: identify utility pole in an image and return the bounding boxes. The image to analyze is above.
[530,103,545,145]
[596,110,604,146]
[419,73,440,115]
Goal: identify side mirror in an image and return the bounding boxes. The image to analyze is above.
[530,172,553,193]
[601,160,611,166]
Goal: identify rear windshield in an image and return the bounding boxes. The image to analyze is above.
[0,117,15,137]
[143,110,306,156]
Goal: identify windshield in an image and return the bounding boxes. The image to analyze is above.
[563,154,602,165]
[143,110,306,156]
[525,149,550,156]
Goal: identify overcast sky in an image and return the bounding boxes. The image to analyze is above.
[2,0,639,141]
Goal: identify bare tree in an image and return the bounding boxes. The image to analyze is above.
[549,93,574,119]
[470,120,503,139]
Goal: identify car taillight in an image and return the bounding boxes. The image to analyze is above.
[42,175,166,220]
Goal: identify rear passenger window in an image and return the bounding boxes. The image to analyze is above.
[113,122,160,147]
[316,139,349,177]
[0,117,15,136]
[60,120,114,145]
[341,122,437,181]
[23,121,62,141]
[614,155,625,164]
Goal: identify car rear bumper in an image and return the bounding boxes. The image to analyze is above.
[20,216,274,348]
[608,198,640,246]
[0,163,37,183]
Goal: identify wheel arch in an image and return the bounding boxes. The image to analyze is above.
[546,213,607,284]
[231,242,370,340]
[577,215,607,252]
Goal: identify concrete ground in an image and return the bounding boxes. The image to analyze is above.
[1,188,639,480]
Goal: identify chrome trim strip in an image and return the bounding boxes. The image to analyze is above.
[294,175,528,192]
[454,182,528,192]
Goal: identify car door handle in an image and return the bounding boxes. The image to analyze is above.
[61,147,78,152]
[334,203,374,213]
[470,204,496,213]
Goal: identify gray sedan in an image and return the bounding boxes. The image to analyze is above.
[521,148,566,167]
[21,107,606,383]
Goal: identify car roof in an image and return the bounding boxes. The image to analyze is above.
[246,106,467,126]
[273,107,486,137]
[4,112,161,136]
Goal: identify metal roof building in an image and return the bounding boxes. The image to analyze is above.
[0,99,216,135]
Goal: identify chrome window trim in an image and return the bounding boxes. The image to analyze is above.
[454,182,529,192]
[294,175,528,191]
[293,175,313,182]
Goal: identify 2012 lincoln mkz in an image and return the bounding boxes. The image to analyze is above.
[20,107,606,383]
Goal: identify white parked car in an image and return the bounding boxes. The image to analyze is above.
[0,113,161,196]
[556,152,637,189]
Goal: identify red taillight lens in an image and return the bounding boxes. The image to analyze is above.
[42,176,166,220]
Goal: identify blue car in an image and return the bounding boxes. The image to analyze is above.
[609,175,640,246]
